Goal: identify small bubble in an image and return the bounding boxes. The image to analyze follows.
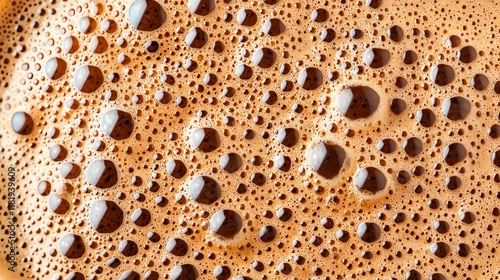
[277,208,292,222]
[357,222,380,242]
[49,193,70,214]
[430,274,447,280]
[488,124,500,139]
[145,40,159,52]
[393,213,406,223]
[388,25,404,42]
[430,242,450,258]
[378,139,396,153]
[67,272,85,280]
[131,208,152,227]
[366,0,382,8]
[417,109,436,127]
[213,41,225,53]
[445,176,462,190]
[259,225,277,242]
[171,265,199,280]
[298,67,323,90]
[63,36,79,53]
[350,28,363,39]
[457,243,470,257]
[11,111,34,135]
[89,200,124,233]
[274,155,291,172]
[447,35,461,47]
[189,176,221,204]
[471,74,489,91]
[49,144,67,161]
[102,109,134,140]
[403,137,423,157]
[396,170,410,184]
[155,90,172,104]
[433,220,450,234]
[337,86,380,119]
[493,151,500,167]
[59,162,81,179]
[403,50,418,64]
[119,240,138,257]
[321,28,336,42]
[101,19,117,33]
[220,153,243,173]
[59,234,85,259]
[364,48,390,68]
[277,128,299,147]
[128,0,166,31]
[86,159,118,189]
[78,16,96,34]
[237,9,257,26]
[406,270,421,280]
[253,47,276,68]
[188,0,215,16]
[443,143,466,166]
[494,81,500,94]
[262,91,278,105]
[120,271,140,280]
[167,160,188,178]
[309,142,346,179]
[204,73,218,85]
[167,238,189,256]
[311,8,329,23]
[390,98,406,115]
[457,46,477,63]
[185,27,208,48]
[235,64,253,80]
[278,263,292,275]
[38,181,51,196]
[214,266,231,280]
[89,36,108,53]
[191,128,220,152]
[73,65,104,93]
[460,211,475,224]
[251,172,266,186]
[442,96,470,120]
[430,64,455,86]
[354,167,387,195]
[145,271,160,280]
[262,19,286,36]
[45,57,67,80]
[395,76,407,88]
[210,210,242,239]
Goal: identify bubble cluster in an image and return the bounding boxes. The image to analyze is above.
[1,0,499,279]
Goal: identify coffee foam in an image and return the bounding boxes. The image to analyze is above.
[1,0,500,279]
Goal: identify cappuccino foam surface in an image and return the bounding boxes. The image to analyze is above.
[0,0,499,279]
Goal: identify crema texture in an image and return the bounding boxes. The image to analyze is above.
[0,0,499,279]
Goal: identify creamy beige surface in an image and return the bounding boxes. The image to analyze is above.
[0,0,499,279]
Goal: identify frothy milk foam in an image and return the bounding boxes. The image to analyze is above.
[0,0,499,279]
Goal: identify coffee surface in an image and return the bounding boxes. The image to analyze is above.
[0,0,499,279]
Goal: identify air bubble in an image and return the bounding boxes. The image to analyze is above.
[128,0,166,31]
[45,57,67,80]
[59,234,86,259]
[210,210,243,239]
[430,64,455,86]
[309,142,346,179]
[11,111,34,135]
[364,48,390,68]
[337,86,380,119]
[354,167,387,195]
[73,65,104,93]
